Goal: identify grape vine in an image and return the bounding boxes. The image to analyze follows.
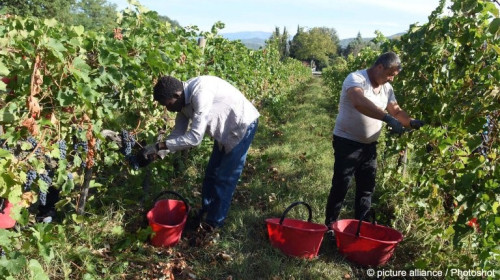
[0,1,311,278]
[324,0,499,270]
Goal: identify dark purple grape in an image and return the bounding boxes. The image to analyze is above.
[39,191,47,206]
[24,169,37,191]
[59,140,67,160]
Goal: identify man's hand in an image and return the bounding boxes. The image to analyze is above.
[382,113,405,134]
[142,143,159,160]
[410,119,425,129]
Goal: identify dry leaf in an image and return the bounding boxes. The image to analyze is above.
[21,191,35,205]
[218,252,233,262]
[268,193,277,202]
[27,96,41,118]
[21,117,39,136]
[49,113,58,126]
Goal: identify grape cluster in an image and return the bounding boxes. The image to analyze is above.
[39,173,52,186]
[27,137,41,155]
[74,141,88,152]
[73,139,88,169]
[38,173,52,206]
[39,192,47,206]
[120,129,136,156]
[59,140,67,160]
[24,169,37,191]
[120,130,140,170]
[477,116,494,156]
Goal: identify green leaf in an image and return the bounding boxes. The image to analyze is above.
[37,178,49,193]
[69,57,91,82]
[493,202,499,214]
[89,180,103,189]
[492,44,500,55]
[0,149,13,159]
[43,18,58,28]
[61,177,75,194]
[45,38,67,61]
[0,111,16,124]
[0,229,18,247]
[489,18,500,35]
[71,25,85,36]
[0,254,26,275]
[10,205,29,225]
[29,259,50,280]
[0,61,10,76]
[56,89,77,106]
[71,214,84,224]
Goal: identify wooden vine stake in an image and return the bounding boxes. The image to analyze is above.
[76,115,96,215]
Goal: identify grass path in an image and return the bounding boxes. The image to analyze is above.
[96,77,364,279]
[187,76,357,279]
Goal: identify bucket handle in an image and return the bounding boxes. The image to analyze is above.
[279,201,312,225]
[355,208,376,237]
[0,198,5,214]
[153,190,190,213]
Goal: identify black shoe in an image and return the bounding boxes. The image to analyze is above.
[326,229,336,240]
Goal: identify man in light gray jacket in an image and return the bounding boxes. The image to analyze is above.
[144,75,259,229]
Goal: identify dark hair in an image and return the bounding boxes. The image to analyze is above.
[153,76,183,101]
[373,52,402,71]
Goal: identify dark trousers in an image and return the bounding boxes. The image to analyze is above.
[325,135,377,226]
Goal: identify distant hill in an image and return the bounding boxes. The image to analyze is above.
[221,31,271,49]
[221,31,272,40]
[221,31,405,50]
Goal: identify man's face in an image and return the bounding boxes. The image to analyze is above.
[378,66,400,84]
[158,91,184,112]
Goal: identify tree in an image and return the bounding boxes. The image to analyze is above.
[268,26,290,60]
[158,15,181,29]
[342,31,380,57]
[290,27,340,70]
[0,0,75,24]
[71,0,117,31]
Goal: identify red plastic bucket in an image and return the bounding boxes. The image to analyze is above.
[147,191,190,247]
[0,198,16,229]
[331,210,403,266]
[266,202,328,259]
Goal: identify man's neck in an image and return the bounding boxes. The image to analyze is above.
[366,67,379,88]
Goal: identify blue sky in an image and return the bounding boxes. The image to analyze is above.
[107,0,444,39]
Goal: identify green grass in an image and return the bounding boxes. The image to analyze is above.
[103,76,353,279]
[18,77,412,279]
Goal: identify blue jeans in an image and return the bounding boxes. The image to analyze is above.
[201,120,258,227]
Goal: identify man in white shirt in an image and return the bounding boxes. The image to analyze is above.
[144,75,260,229]
[325,52,424,227]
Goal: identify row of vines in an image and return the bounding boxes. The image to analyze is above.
[0,1,311,278]
[324,0,499,272]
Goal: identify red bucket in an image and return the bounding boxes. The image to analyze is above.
[147,191,190,247]
[266,202,328,259]
[0,198,16,229]
[331,210,403,266]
